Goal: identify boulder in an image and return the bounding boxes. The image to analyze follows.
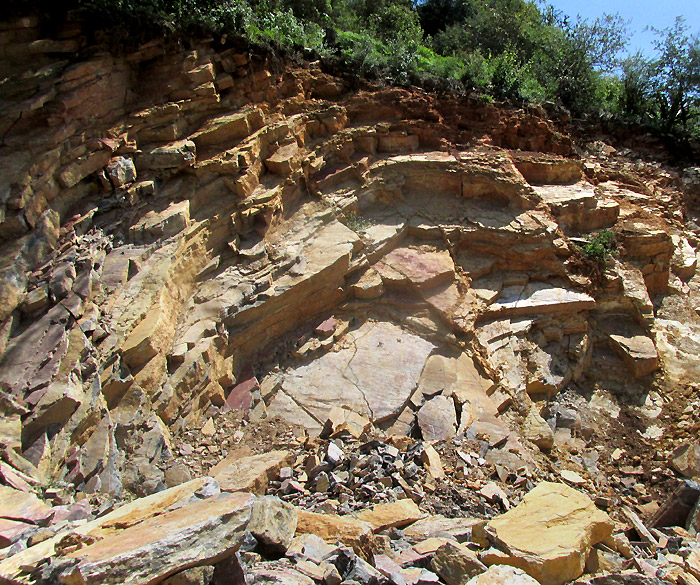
[669,442,700,480]
[247,496,298,553]
[466,565,541,585]
[431,541,487,585]
[355,500,425,532]
[213,450,292,494]
[481,481,613,585]
[58,492,254,585]
[295,510,375,554]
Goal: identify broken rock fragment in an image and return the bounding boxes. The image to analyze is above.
[247,496,298,554]
[431,541,487,585]
[295,510,375,554]
[322,406,372,439]
[213,450,292,494]
[481,481,613,585]
[466,565,541,585]
[417,396,457,442]
[58,491,255,585]
[669,442,700,480]
[355,499,426,532]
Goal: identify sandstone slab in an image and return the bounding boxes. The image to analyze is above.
[608,333,658,378]
[213,450,292,494]
[279,320,434,430]
[265,142,302,175]
[376,246,455,291]
[59,492,254,585]
[190,108,262,147]
[431,541,487,585]
[417,396,457,442]
[466,565,541,585]
[482,481,613,585]
[487,283,594,318]
[295,510,375,553]
[0,486,53,525]
[136,140,195,170]
[355,499,425,532]
[404,515,482,544]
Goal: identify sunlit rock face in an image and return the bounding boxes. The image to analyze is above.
[0,13,695,513]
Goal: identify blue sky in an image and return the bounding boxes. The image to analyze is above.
[547,0,700,57]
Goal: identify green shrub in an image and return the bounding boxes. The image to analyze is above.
[579,229,617,266]
[336,30,387,76]
[416,46,464,80]
[248,8,325,49]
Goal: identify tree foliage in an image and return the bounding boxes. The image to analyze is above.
[17,0,700,140]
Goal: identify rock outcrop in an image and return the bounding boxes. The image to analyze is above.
[1,10,700,585]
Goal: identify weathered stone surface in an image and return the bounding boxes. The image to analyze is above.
[277,320,435,432]
[191,109,262,147]
[265,142,302,175]
[486,283,595,318]
[420,444,445,479]
[522,406,554,450]
[431,541,487,585]
[376,246,455,291]
[482,482,613,585]
[0,486,53,525]
[247,496,298,553]
[0,478,218,583]
[59,492,254,585]
[417,396,457,442]
[213,451,292,494]
[106,156,137,188]
[404,516,482,544]
[355,499,425,532]
[129,200,190,244]
[466,565,541,585]
[608,332,658,378]
[295,510,375,553]
[669,442,700,480]
[321,406,372,439]
[136,140,196,170]
[59,149,112,188]
[351,268,384,299]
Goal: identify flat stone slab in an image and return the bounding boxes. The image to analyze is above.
[609,333,658,378]
[486,282,594,318]
[483,482,613,585]
[376,245,455,291]
[0,486,53,525]
[212,450,292,494]
[417,396,457,442]
[276,321,435,431]
[534,183,596,210]
[59,492,255,585]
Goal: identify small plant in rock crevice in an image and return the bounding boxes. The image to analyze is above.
[578,229,618,266]
[344,211,375,233]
